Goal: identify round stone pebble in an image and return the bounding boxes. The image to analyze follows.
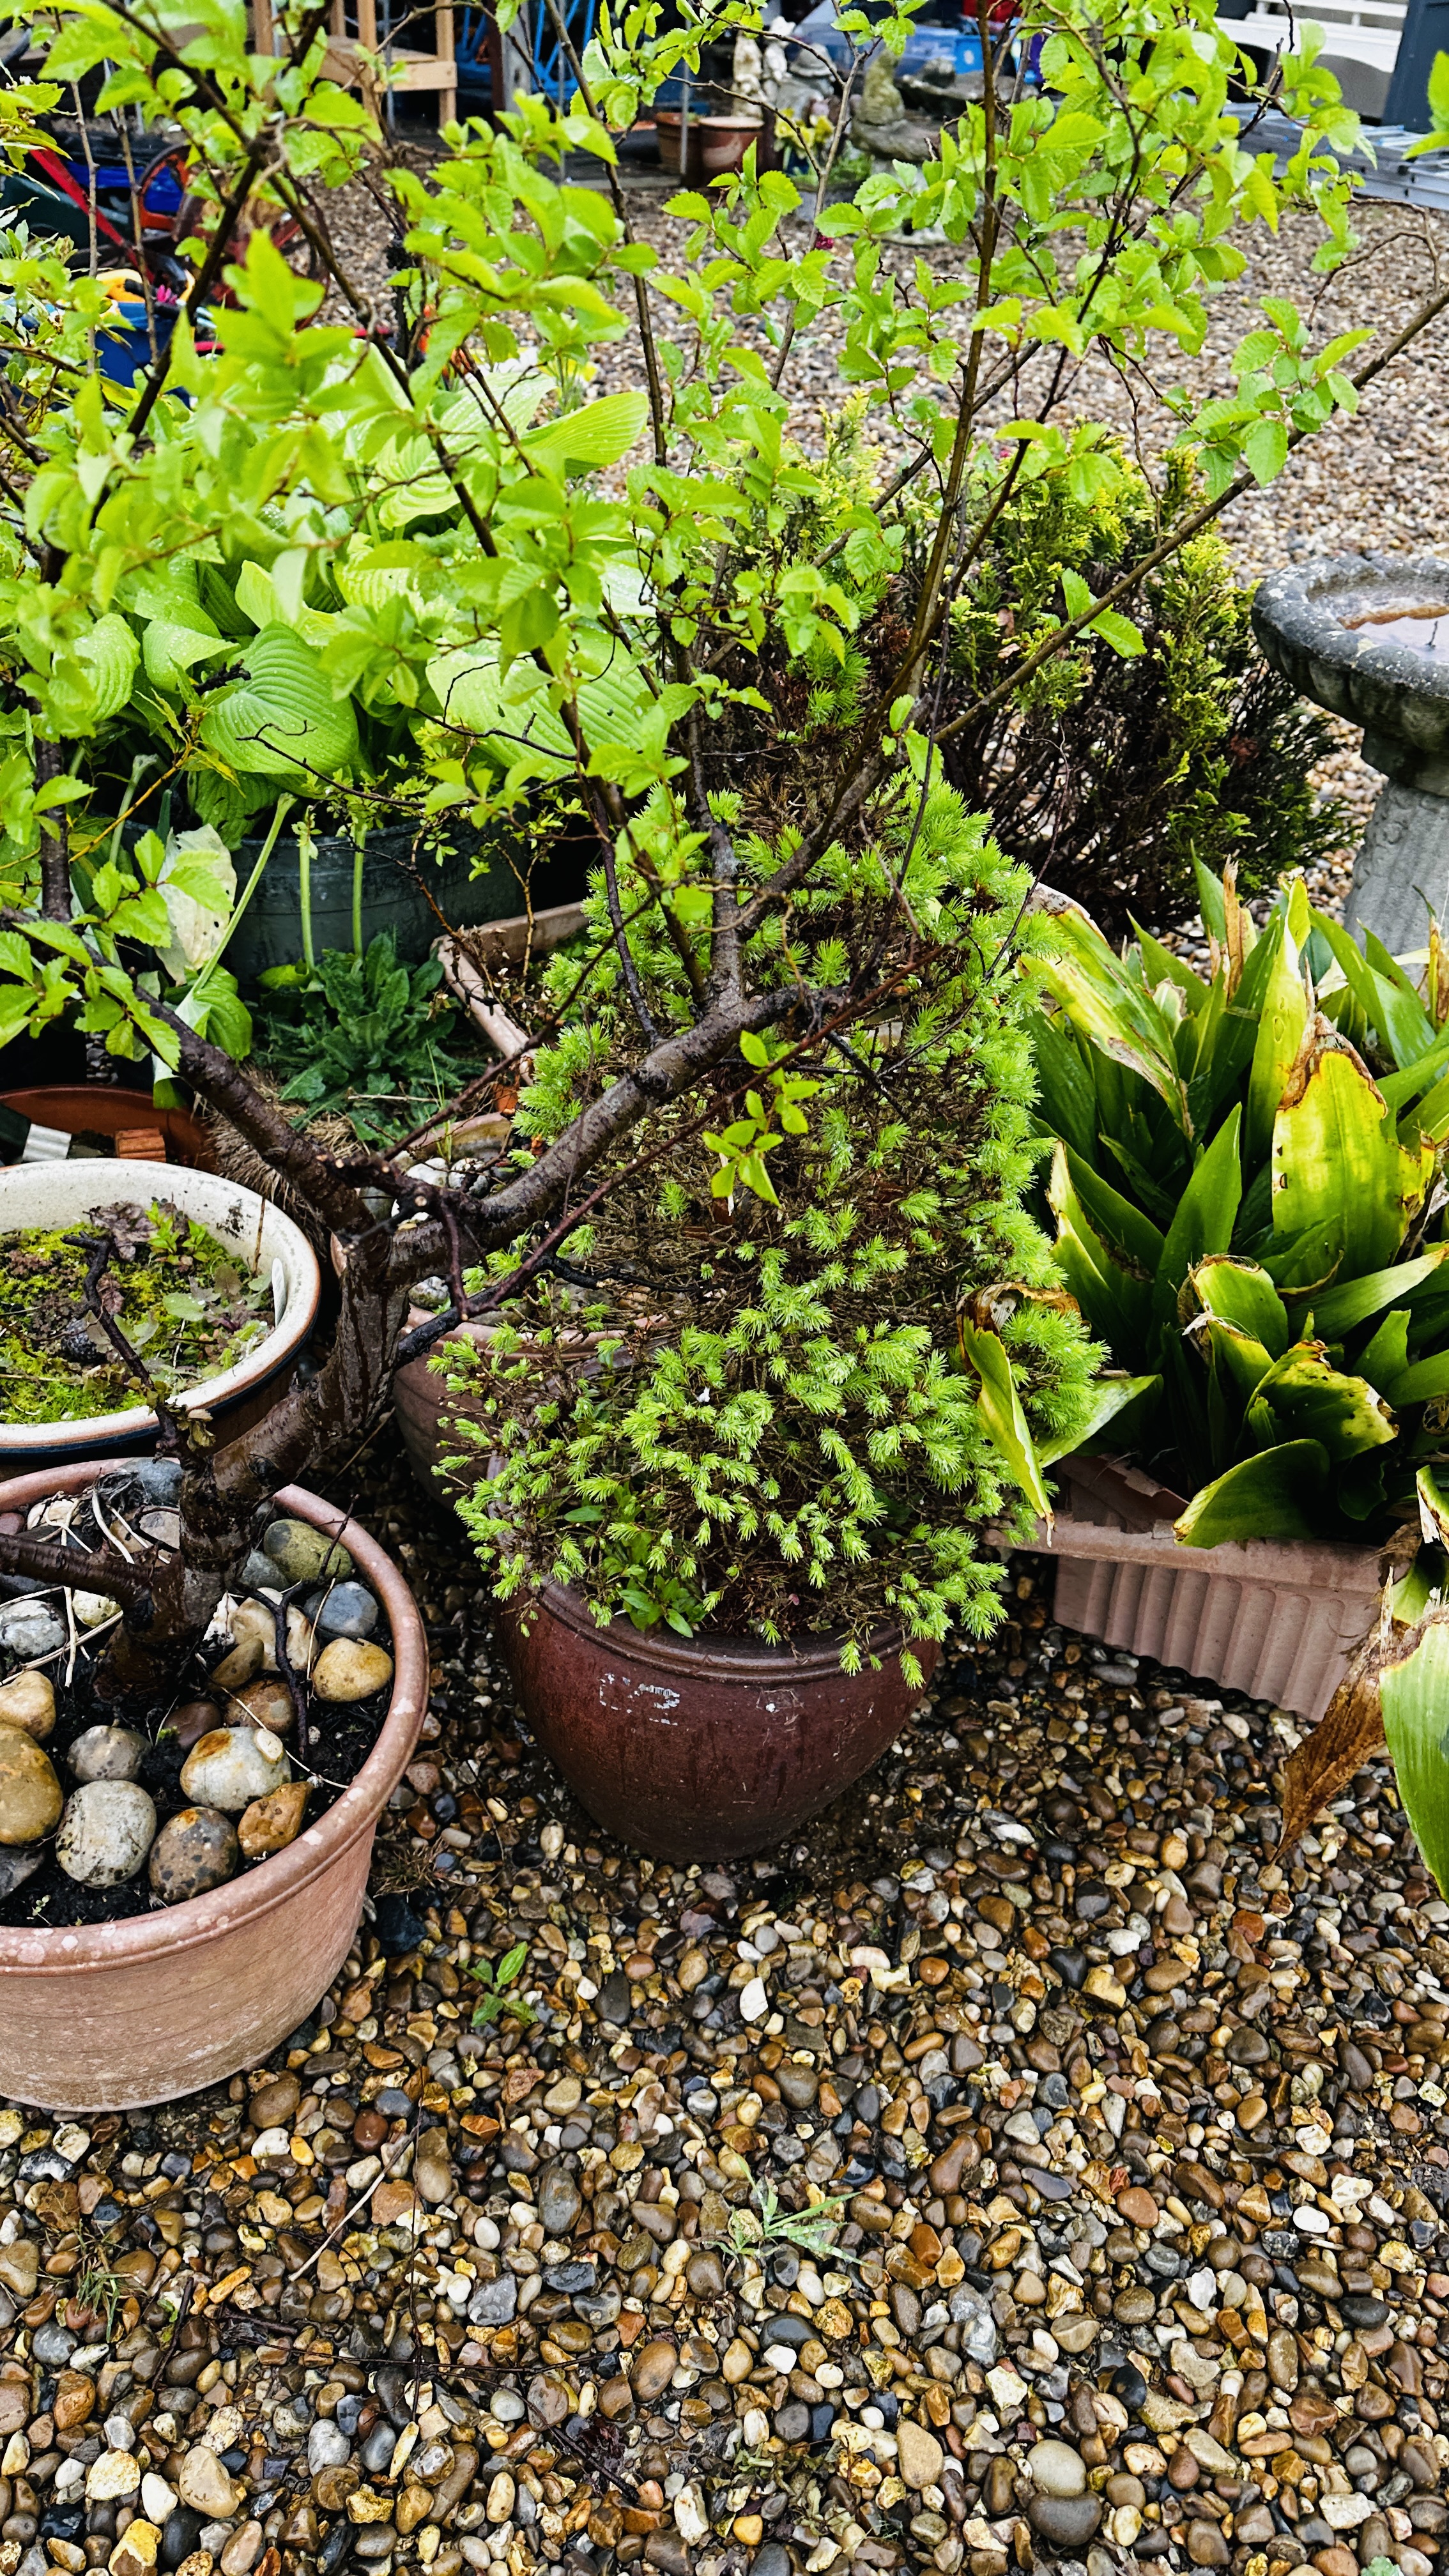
[69,1722,146,1784]
[180,1724,289,1810]
[312,1639,394,1702]
[148,1805,240,1901]
[0,1667,54,1739]
[224,1677,296,1735]
[263,1517,352,1584]
[0,1727,62,1843]
[236,1779,308,1857]
[56,1779,157,1885]
[306,1581,379,1640]
[0,1598,65,1658]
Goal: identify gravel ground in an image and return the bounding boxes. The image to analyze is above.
[3,1442,1448,2576]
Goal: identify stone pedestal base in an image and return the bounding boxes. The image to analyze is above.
[1346,778,1449,953]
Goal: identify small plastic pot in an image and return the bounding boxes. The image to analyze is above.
[0,1464,428,2111]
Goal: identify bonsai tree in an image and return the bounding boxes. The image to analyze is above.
[0,0,1439,1706]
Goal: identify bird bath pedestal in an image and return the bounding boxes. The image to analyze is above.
[1253,552,1449,953]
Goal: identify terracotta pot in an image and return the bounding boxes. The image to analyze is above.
[394,1304,608,1503]
[0,1158,320,1476]
[656,110,772,178]
[0,1087,215,1171]
[1033,1454,1384,1720]
[499,1577,937,1861]
[0,1462,428,2112]
[394,1307,492,1501]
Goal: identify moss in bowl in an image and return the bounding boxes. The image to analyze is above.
[1,1198,273,1425]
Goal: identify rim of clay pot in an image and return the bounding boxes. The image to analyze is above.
[519,1573,922,1682]
[0,1462,428,1974]
[0,1160,321,1455]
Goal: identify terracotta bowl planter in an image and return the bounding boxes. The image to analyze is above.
[1033,1454,1384,1720]
[0,1462,429,2112]
[498,1577,938,1861]
[656,110,774,178]
[0,1158,320,1476]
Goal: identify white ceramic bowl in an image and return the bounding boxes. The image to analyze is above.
[0,1160,321,1463]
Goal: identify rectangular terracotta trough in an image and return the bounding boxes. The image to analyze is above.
[1030,1455,1385,1721]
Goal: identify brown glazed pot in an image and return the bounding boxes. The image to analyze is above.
[499,1577,938,1862]
[0,1463,428,2112]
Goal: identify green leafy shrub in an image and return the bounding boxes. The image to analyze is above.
[941,453,1342,938]
[253,933,472,1146]
[443,779,1101,1669]
[1025,864,1449,1542]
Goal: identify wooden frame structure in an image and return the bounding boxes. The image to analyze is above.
[252,0,458,124]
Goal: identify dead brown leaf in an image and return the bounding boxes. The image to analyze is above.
[1277,1618,1388,1857]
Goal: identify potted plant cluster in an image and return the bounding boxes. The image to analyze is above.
[1019,864,1449,1715]
[0,0,1430,2094]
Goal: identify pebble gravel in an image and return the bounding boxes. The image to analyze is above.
[3,1441,1448,2576]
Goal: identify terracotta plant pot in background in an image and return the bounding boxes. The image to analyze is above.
[1033,1453,1384,1721]
[499,1577,938,1862]
[394,1306,492,1501]
[0,1158,320,1476]
[0,1464,429,2112]
[656,111,774,179]
[0,1087,216,1171]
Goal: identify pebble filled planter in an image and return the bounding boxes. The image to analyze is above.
[0,1463,427,2110]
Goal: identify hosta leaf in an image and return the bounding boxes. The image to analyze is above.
[523,389,650,473]
[1174,1438,1330,1544]
[143,606,229,692]
[335,541,435,611]
[199,624,359,783]
[50,613,140,735]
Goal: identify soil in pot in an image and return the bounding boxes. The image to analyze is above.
[0,1195,275,1427]
[0,1460,399,1929]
